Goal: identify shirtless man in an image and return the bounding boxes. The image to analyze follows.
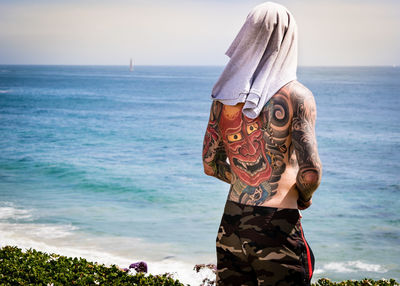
[202,3,322,286]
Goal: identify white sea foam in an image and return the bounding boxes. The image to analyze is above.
[0,222,77,239]
[0,203,33,220]
[314,261,387,274]
[145,260,215,285]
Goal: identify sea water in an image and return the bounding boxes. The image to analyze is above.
[0,65,399,284]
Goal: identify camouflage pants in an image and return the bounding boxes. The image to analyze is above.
[216,200,314,286]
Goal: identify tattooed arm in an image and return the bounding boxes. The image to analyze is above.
[291,87,322,207]
[202,101,233,184]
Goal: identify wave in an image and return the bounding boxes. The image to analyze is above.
[4,158,158,202]
[8,159,89,183]
[0,202,76,240]
[0,222,77,240]
[314,261,387,274]
[0,202,33,221]
[10,158,141,194]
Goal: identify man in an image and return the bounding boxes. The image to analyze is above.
[202,2,322,286]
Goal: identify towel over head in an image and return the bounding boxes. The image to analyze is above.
[211,2,298,119]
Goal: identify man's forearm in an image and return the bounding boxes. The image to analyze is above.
[204,151,233,184]
[212,161,232,184]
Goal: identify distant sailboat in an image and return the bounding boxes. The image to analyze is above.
[129,58,134,72]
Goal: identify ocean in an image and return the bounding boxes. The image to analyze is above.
[0,65,399,284]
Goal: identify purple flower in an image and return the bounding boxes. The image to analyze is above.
[129,261,148,273]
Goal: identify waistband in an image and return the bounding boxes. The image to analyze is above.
[224,199,301,222]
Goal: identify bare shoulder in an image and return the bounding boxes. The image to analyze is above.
[286,81,316,121]
[286,80,314,103]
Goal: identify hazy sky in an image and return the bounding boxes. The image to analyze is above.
[0,0,399,66]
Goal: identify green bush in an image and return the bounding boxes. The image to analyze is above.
[312,278,399,286]
[0,246,185,285]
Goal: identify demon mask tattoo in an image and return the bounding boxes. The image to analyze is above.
[219,104,272,187]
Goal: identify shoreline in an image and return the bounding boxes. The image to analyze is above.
[1,214,398,283]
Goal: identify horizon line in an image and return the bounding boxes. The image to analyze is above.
[0,63,398,68]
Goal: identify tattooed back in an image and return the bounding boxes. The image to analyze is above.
[203,80,321,208]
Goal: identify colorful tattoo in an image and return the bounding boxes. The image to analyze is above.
[226,90,293,205]
[202,101,232,184]
[219,104,272,187]
[202,81,321,205]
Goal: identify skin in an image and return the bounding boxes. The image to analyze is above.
[202,80,322,209]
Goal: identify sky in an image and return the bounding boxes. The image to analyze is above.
[0,0,399,66]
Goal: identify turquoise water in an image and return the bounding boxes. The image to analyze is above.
[0,65,399,283]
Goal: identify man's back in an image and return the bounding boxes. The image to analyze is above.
[203,3,322,284]
[203,80,321,209]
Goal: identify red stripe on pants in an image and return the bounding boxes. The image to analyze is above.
[299,224,313,280]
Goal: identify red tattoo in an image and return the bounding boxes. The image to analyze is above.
[219,105,272,187]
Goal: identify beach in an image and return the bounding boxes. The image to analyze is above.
[0,65,399,284]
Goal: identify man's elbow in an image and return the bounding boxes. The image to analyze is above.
[302,168,322,189]
[297,165,322,200]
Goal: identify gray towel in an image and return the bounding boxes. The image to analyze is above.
[211,2,298,119]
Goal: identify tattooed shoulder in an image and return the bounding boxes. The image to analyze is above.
[210,100,223,124]
[289,82,316,123]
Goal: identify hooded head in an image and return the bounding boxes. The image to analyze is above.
[211,2,298,119]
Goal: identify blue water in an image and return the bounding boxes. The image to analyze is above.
[0,65,399,283]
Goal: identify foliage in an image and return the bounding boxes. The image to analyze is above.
[312,278,399,286]
[0,245,185,286]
